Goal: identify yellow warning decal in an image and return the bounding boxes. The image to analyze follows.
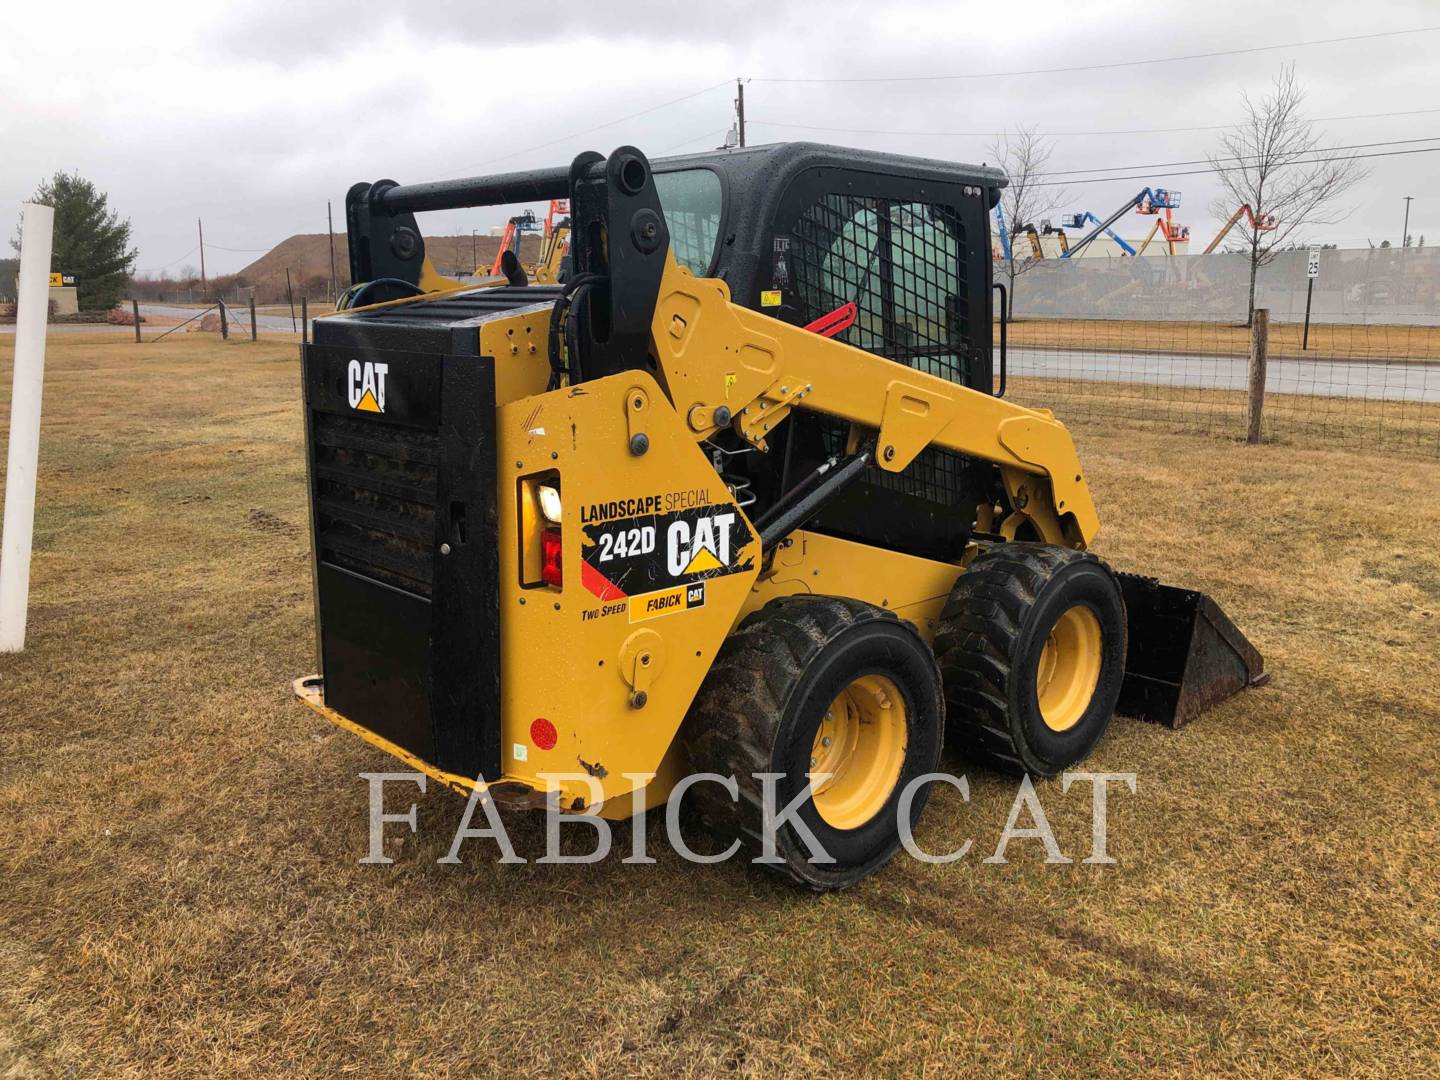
[628,582,706,623]
[760,290,782,307]
[355,388,382,413]
[682,547,724,574]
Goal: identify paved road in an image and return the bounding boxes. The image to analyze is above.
[1009,347,1440,403]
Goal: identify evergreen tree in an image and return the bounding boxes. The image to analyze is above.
[12,172,137,311]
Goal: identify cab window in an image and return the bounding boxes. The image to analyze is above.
[654,169,723,276]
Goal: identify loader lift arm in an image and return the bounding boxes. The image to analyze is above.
[648,255,1098,549]
[555,146,1097,549]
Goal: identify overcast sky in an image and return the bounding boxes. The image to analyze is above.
[3,0,1437,276]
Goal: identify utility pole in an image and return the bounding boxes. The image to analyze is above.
[197,218,207,294]
[472,229,478,272]
[1402,195,1414,249]
[735,77,746,147]
[327,201,338,301]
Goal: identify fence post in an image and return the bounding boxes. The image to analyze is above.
[249,295,258,342]
[131,298,141,343]
[302,296,308,344]
[1,202,55,652]
[1246,307,1269,444]
[218,299,229,341]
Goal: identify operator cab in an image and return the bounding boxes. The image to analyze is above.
[649,143,1005,397]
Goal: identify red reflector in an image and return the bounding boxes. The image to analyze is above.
[530,717,558,751]
[541,527,563,587]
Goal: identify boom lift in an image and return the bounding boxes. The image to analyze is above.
[1060,212,1136,257]
[300,144,1264,889]
[532,199,571,284]
[1064,187,1181,259]
[488,210,542,276]
[1134,217,1191,256]
[1204,204,1277,254]
[994,201,1012,260]
[993,203,1053,260]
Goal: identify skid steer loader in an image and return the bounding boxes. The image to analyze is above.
[295,143,1264,888]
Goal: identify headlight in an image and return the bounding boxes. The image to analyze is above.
[537,483,563,525]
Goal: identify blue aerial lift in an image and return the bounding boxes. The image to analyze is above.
[1059,212,1137,256]
[994,200,1012,261]
[1063,188,1182,259]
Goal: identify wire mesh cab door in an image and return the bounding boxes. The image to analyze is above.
[763,168,993,394]
[756,168,996,561]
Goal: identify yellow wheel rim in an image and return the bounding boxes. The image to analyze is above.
[1035,605,1103,733]
[809,674,908,830]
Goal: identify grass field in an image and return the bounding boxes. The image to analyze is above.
[2,334,1438,1078]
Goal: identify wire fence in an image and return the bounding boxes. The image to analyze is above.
[123,297,318,343]
[121,277,1440,457]
[1004,316,1440,456]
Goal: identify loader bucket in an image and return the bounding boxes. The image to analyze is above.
[1115,573,1267,728]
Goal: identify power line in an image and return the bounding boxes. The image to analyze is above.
[749,25,1440,84]
[458,80,732,173]
[137,245,199,273]
[1034,135,1440,178]
[655,129,731,156]
[1031,144,1440,187]
[748,106,1440,140]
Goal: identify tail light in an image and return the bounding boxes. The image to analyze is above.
[519,474,562,590]
[541,527,563,587]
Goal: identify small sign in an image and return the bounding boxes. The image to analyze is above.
[760,289,782,307]
[1307,246,1321,279]
[47,273,76,288]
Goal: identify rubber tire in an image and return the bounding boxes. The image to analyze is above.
[681,596,945,891]
[935,543,1126,777]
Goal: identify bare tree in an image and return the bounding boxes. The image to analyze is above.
[987,127,1066,308]
[1209,65,1368,325]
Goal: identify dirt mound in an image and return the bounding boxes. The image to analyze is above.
[235,233,541,293]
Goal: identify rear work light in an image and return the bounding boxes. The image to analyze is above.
[541,527,563,587]
[537,483,563,525]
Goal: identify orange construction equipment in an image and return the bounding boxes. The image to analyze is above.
[1135,216,1191,256]
[1204,205,1277,254]
[489,210,541,275]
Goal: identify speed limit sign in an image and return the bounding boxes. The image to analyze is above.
[1307,246,1321,278]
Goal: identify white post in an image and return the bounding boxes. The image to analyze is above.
[0,202,55,651]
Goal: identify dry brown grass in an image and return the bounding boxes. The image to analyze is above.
[2,334,1439,1078]
[1010,317,1440,361]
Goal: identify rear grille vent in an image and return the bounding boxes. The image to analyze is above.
[312,412,438,597]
